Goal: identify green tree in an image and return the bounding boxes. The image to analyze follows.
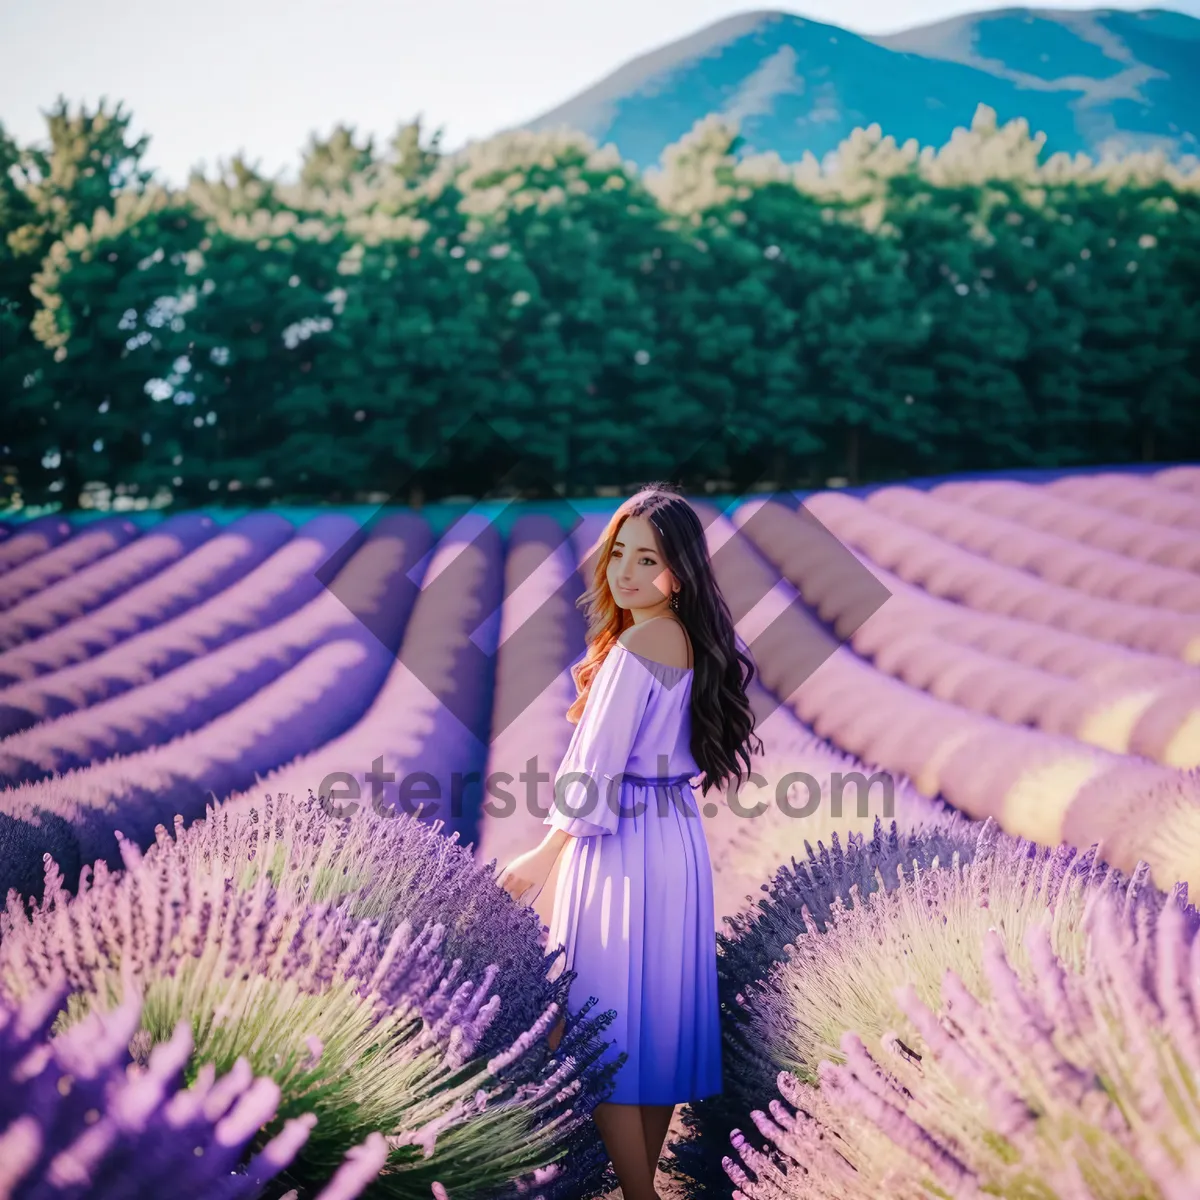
[1047,181,1197,463]
[882,175,1034,473]
[300,123,376,193]
[387,116,443,183]
[642,119,818,488]
[12,98,1200,510]
[0,122,40,507]
[3,98,155,507]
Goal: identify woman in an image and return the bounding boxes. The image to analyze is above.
[497,484,762,1200]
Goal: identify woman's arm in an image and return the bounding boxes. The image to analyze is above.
[497,825,573,903]
[541,826,573,855]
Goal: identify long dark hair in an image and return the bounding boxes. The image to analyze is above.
[566,483,763,796]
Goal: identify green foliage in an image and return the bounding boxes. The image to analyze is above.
[1,98,159,507]
[2,101,1199,511]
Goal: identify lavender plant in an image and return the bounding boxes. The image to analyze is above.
[173,788,605,1065]
[668,814,984,1198]
[0,976,390,1198]
[0,794,623,1199]
[746,831,1191,1087]
[724,889,1200,1198]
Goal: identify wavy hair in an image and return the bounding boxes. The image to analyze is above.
[565,483,763,796]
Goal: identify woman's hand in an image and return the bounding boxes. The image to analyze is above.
[496,841,560,906]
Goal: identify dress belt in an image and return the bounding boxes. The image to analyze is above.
[621,771,695,788]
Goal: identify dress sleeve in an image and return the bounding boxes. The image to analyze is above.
[543,647,656,837]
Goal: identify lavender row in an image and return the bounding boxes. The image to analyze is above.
[0,516,75,575]
[0,513,363,736]
[707,499,1200,894]
[0,517,423,900]
[931,476,1200,571]
[1155,465,1200,497]
[0,514,220,651]
[867,484,1200,614]
[804,490,1200,663]
[0,513,295,685]
[225,510,504,849]
[1050,471,1200,532]
[0,516,429,784]
[670,816,985,1195]
[475,514,600,937]
[0,516,141,612]
[736,498,1200,768]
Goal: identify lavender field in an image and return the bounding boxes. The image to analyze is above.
[2,463,1200,1199]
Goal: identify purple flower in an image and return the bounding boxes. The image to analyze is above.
[0,977,386,1198]
[712,833,1200,1198]
[0,790,619,1199]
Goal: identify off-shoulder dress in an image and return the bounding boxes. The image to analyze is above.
[542,634,722,1105]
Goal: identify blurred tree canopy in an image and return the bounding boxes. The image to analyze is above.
[1,99,1198,510]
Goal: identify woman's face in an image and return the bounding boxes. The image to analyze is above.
[607,514,677,616]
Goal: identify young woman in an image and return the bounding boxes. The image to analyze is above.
[497,484,763,1200]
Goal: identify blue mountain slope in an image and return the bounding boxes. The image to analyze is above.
[524,7,1200,168]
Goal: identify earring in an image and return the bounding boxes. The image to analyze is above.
[670,589,680,612]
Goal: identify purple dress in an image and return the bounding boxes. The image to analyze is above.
[542,641,723,1105]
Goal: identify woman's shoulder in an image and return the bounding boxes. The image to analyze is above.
[617,617,691,671]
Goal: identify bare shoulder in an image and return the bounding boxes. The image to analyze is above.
[618,617,691,669]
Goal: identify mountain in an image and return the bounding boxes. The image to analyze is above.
[524,7,1200,168]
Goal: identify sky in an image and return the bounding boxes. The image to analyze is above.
[1,0,1194,185]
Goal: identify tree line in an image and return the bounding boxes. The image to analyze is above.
[2,99,1198,511]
